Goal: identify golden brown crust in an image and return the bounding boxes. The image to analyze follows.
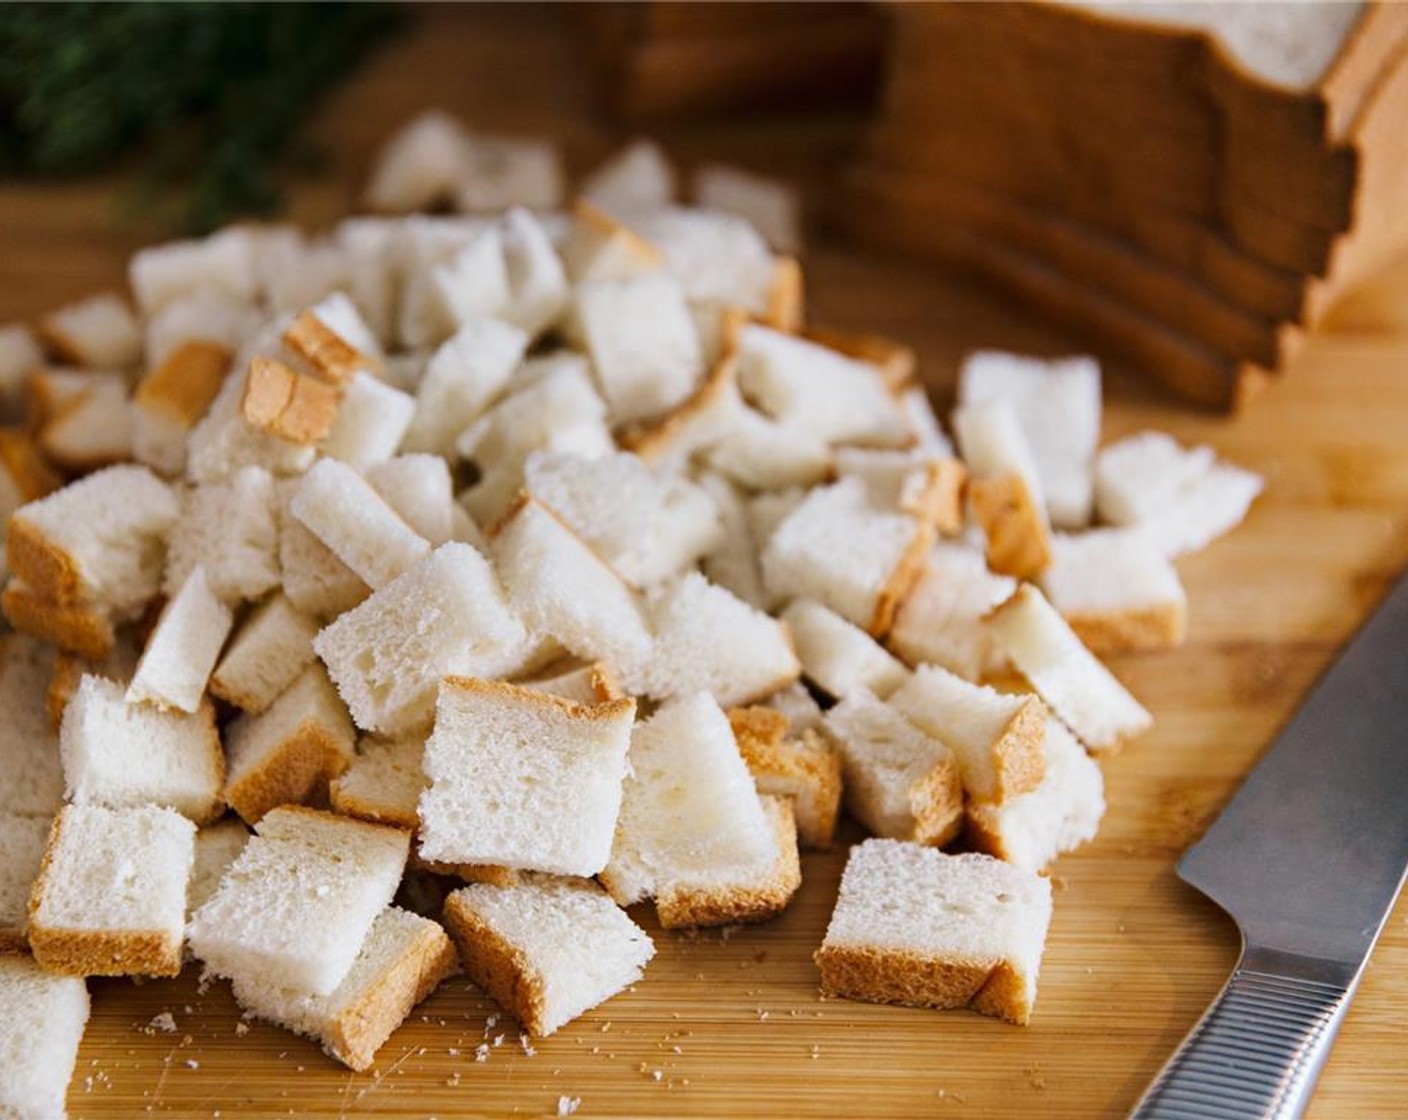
[907,752,965,848]
[570,198,665,272]
[241,356,340,444]
[6,516,83,605]
[989,695,1049,804]
[442,891,549,1034]
[868,520,937,639]
[0,428,62,504]
[617,352,736,463]
[323,918,459,1071]
[655,796,801,929]
[969,474,1052,580]
[329,783,421,832]
[802,325,916,392]
[225,721,352,825]
[439,674,637,726]
[1064,600,1188,654]
[39,389,129,473]
[2,579,113,659]
[588,662,625,702]
[134,341,231,426]
[901,458,968,536]
[411,851,518,888]
[282,311,374,386]
[814,943,1030,1024]
[260,803,410,847]
[46,652,85,733]
[727,705,791,752]
[763,256,805,333]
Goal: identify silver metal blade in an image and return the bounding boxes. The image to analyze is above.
[1179,563,1408,968]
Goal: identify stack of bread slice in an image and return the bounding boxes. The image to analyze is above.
[0,120,1262,1114]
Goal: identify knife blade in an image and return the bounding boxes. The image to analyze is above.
[1131,563,1408,1119]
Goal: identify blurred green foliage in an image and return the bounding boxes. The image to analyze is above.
[0,2,399,233]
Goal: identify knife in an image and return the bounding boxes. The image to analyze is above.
[1130,564,1408,1119]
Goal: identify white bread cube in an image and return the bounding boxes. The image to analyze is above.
[0,813,51,950]
[1039,529,1187,653]
[0,635,64,817]
[954,401,1052,579]
[706,404,833,490]
[581,139,676,218]
[500,207,570,335]
[38,376,135,472]
[0,954,90,1119]
[429,227,512,337]
[60,673,223,823]
[619,349,743,471]
[143,288,258,369]
[815,841,1053,1025]
[898,385,956,457]
[959,351,1101,529]
[231,905,458,1071]
[559,200,664,286]
[29,803,195,977]
[126,566,233,712]
[314,542,527,735]
[835,447,967,534]
[575,272,703,424]
[0,323,43,410]
[1093,430,1216,526]
[1143,462,1265,558]
[694,164,800,253]
[364,110,472,212]
[986,584,1153,753]
[188,818,250,917]
[184,361,316,484]
[782,599,909,701]
[329,734,427,830]
[8,464,178,616]
[952,400,1045,504]
[889,665,1048,804]
[525,450,723,586]
[762,477,933,636]
[458,135,564,212]
[129,228,258,315]
[46,639,139,734]
[488,496,651,669]
[731,710,841,849]
[318,372,415,473]
[746,486,810,548]
[633,207,777,313]
[417,678,636,875]
[277,480,369,621]
[290,292,385,372]
[291,458,430,590]
[656,795,801,929]
[165,466,281,605]
[696,471,766,609]
[601,694,776,906]
[223,665,356,825]
[736,324,910,449]
[443,875,654,1037]
[887,542,1016,681]
[362,454,455,547]
[395,217,498,350]
[187,806,409,996]
[210,592,319,714]
[41,292,142,370]
[619,572,801,707]
[967,717,1105,872]
[765,680,823,733]
[403,317,527,457]
[133,340,233,476]
[821,690,963,846]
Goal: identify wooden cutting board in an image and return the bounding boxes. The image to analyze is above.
[2,8,1406,1117]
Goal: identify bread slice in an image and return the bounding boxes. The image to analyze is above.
[126,566,233,713]
[500,207,571,336]
[782,599,910,701]
[442,874,655,1037]
[187,818,250,917]
[835,447,967,534]
[731,713,841,850]
[7,464,178,614]
[1093,430,1216,527]
[967,717,1105,872]
[187,806,410,996]
[0,813,51,949]
[164,466,281,605]
[28,803,196,977]
[887,542,1016,681]
[1039,529,1187,653]
[1,577,116,660]
[821,690,964,846]
[38,376,136,472]
[223,665,357,824]
[959,351,1101,529]
[581,139,676,217]
[418,678,635,876]
[61,672,223,822]
[132,340,232,476]
[814,841,1053,1025]
[601,694,777,906]
[888,665,1047,804]
[129,228,257,315]
[619,572,801,707]
[363,110,472,213]
[488,495,652,668]
[986,584,1153,753]
[277,479,370,621]
[575,271,703,424]
[0,954,90,1119]
[656,795,801,928]
[764,680,824,733]
[330,734,427,830]
[0,635,64,818]
[184,360,316,485]
[318,371,416,473]
[403,317,527,457]
[694,164,800,253]
[291,458,430,590]
[314,542,527,735]
[706,404,833,490]
[210,592,319,714]
[762,477,934,637]
[241,356,340,445]
[231,905,458,1071]
[525,450,724,586]
[40,291,142,370]
[559,198,664,285]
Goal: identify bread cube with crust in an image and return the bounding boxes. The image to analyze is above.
[559,199,664,285]
[133,340,232,476]
[184,361,317,484]
[0,324,43,411]
[954,401,1051,578]
[403,318,527,457]
[277,480,369,621]
[210,592,319,714]
[731,709,842,849]
[705,404,833,491]
[887,542,1015,681]
[834,447,967,535]
[291,459,430,590]
[241,356,340,445]
[782,599,909,701]
[330,734,427,831]
[363,110,472,213]
[318,372,415,474]
[126,566,233,713]
[1,578,117,660]
[38,375,136,472]
[129,228,258,315]
[41,292,142,370]
[633,207,778,314]
[143,289,258,370]
[165,466,281,605]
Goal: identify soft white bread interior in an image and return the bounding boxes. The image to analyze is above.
[187,818,250,917]
[184,360,316,485]
[210,592,320,714]
[403,317,527,457]
[0,953,91,1120]
[764,680,824,733]
[442,874,655,1037]
[580,139,676,218]
[38,375,136,472]
[500,207,571,337]
[887,543,1015,681]
[128,228,257,315]
[1143,463,1264,558]
[706,404,833,491]
[0,323,43,408]
[696,471,767,609]
[815,840,1053,1025]
[782,599,909,701]
[318,371,415,473]
[164,466,281,605]
[1093,430,1216,527]
[731,711,842,850]
[126,565,233,713]
[633,207,777,314]
[41,291,143,370]
[277,479,370,621]
[366,455,458,545]
[329,734,427,830]
[363,111,472,213]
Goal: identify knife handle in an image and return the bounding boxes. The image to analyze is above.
[1129,946,1355,1120]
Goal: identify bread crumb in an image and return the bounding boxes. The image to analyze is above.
[234,1022,250,1036]
[184,1060,200,1070]
[557,1098,581,1117]
[475,1044,490,1063]
[519,1034,537,1057]
[148,1012,177,1034]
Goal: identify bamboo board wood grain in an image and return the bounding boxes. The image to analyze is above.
[1,8,1405,1117]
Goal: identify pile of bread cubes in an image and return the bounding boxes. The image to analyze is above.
[0,112,1262,1117]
